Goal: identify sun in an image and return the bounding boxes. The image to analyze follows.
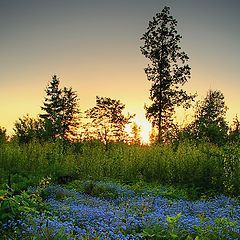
[125,115,152,144]
[137,118,152,144]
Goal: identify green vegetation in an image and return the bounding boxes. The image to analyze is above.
[1,177,240,239]
[1,6,240,239]
[1,140,240,197]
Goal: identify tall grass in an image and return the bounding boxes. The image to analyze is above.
[0,140,240,195]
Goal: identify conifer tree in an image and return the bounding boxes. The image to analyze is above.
[141,6,195,143]
[40,75,80,141]
[192,89,228,145]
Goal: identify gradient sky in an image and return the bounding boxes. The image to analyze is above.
[1,0,240,140]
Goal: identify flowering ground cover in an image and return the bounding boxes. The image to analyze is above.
[2,181,240,239]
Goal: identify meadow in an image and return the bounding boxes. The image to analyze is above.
[1,140,240,239]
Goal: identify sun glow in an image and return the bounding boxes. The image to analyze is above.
[137,118,152,144]
[126,115,152,144]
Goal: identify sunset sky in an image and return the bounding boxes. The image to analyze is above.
[1,0,240,141]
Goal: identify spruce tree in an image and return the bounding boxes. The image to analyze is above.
[40,75,80,141]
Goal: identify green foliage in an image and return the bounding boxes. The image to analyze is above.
[42,184,76,200]
[1,140,240,197]
[141,213,182,239]
[31,225,69,240]
[0,177,50,225]
[0,141,76,190]
[0,126,7,143]
[127,181,188,199]
[140,6,195,143]
[166,213,182,239]
[141,225,166,239]
[229,115,240,143]
[188,89,228,145]
[13,114,45,144]
[190,217,238,240]
[141,213,238,240]
[67,180,122,199]
[222,145,240,195]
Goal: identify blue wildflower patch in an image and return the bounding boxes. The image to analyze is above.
[2,181,240,239]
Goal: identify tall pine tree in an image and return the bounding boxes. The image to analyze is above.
[141,6,195,143]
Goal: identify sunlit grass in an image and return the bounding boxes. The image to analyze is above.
[1,140,240,196]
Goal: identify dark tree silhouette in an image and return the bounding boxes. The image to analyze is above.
[229,115,240,143]
[141,6,195,143]
[40,75,80,141]
[149,127,158,145]
[191,89,228,145]
[0,126,7,143]
[130,122,141,145]
[85,96,134,145]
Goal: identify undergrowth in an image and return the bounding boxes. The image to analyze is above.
[0,140,240,196]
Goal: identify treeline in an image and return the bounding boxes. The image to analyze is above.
[0,75,138,146]
[1,6,240,146]
[1,6,240,197]
[0,75,239,147]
